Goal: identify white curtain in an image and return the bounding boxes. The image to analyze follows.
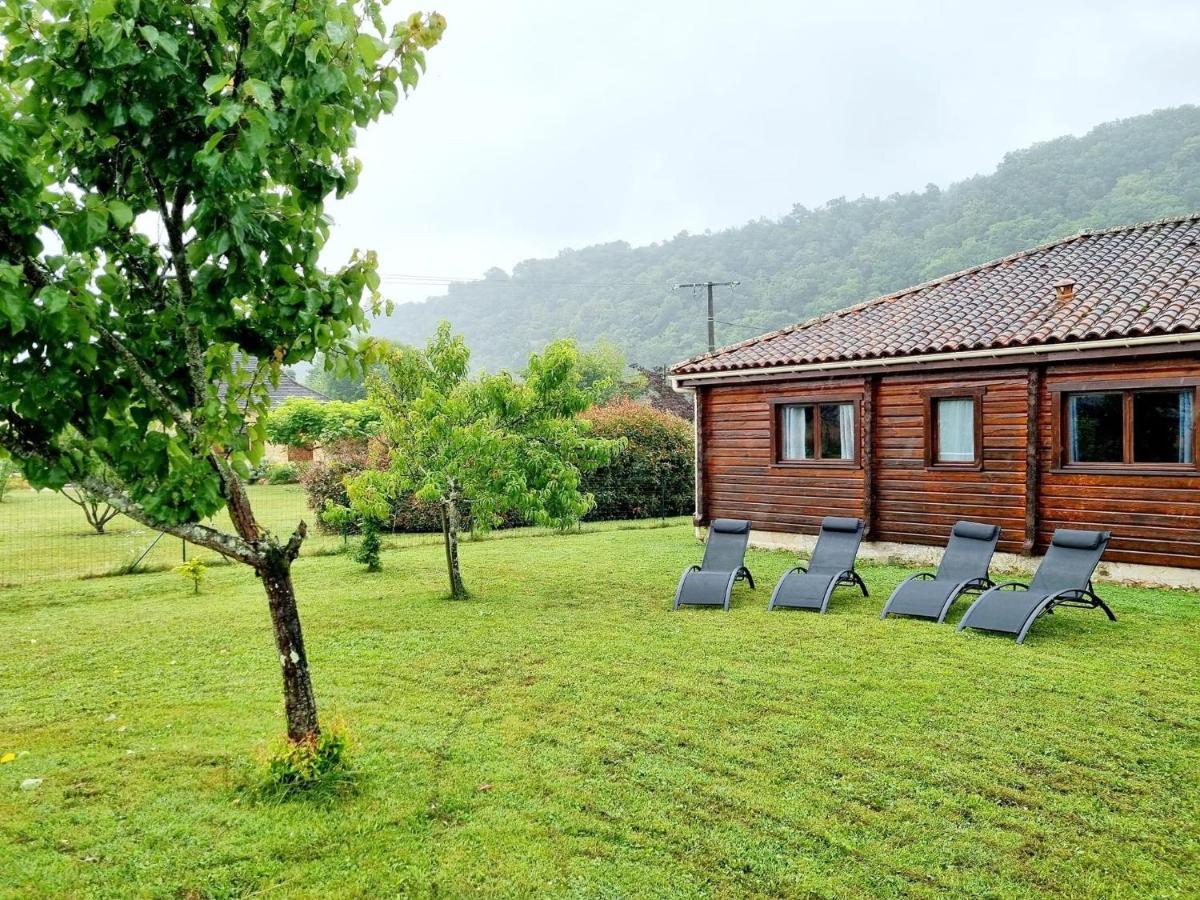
[838,403,855,460]
[937,398,975,462]
[781,405,808,460]
[1180,391,1194,464]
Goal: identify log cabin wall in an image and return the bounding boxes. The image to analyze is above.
[1037,356,1200,569]
[699,352,1200,570]
[701,378,866,531]
[873,371,1029,555]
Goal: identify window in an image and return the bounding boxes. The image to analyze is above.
[923,386,984,469]
[775,400,857,464]
[1062,387,1195,468]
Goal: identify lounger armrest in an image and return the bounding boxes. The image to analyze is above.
[992,580,1029,591]
[792,564,809,574]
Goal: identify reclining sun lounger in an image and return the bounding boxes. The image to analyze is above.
[673,519,755,611]
[879,520,1000,623]
[957,529,1114,643]
[768,516,866,613]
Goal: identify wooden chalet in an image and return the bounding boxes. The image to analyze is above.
[670,217,1200,584]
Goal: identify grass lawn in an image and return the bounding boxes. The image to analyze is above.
[0,484,682,588]
[1,524,1198,897]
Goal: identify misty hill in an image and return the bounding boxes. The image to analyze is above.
[373,106,1200,371]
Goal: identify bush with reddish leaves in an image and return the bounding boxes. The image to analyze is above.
[580,400,694,521]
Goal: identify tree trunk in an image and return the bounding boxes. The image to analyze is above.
[442,497,467,599]
[222,468,321,742]
[261,552,320,742]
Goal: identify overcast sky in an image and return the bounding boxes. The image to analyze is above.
[323,0,1200,305]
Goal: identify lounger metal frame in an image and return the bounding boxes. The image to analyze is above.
[957,579,1115,644]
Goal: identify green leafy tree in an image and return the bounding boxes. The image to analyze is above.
[577,339,647,405]
[0,1,444,742]
[347,323,618,597]
[264,398,380,449]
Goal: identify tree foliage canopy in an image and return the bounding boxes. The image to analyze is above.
[365,322,618,532]
[0,0,444,531]
[264,397,380,449]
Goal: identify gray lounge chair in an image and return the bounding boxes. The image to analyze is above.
[768,516,867,613]
[673,519,756,611]
[879,520,1000,623]
[957,529,1114,643]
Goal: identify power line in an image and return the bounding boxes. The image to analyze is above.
[673,281,741,352]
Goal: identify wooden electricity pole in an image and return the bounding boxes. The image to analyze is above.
[674,281,741,352]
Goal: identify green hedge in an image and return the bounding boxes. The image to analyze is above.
[580,400,693,521]
[301,402,695,532]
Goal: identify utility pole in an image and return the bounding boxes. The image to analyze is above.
[674,281,741,352]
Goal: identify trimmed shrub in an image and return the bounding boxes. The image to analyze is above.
[580,399,694,521]
[262,462,301,485]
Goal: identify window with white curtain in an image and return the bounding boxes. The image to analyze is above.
[1064,387,1195,466]
[777,401,856,463]
[935,397,976,464]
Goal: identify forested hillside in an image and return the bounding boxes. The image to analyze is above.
[375,106,1200,371]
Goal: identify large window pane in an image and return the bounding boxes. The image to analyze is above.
[780,404,814,460]
[820,403,855,460]
[1134,390,1194,464]
[1068,393,1123,463]
[936,397,976,463]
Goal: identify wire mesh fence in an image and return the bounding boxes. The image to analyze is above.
[0,476,693,592]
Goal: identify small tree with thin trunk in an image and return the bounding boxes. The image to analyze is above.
[0,2,444,743]
[61,484,121,534]
[349,323,618,597]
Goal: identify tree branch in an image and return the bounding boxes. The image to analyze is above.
[0,430,262,566]
[81,476,264,565]
[94,322,201,443]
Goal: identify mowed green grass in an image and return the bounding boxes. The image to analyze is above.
[0,484,350,586]
[1,525,1198,897]
[0,485,681,587]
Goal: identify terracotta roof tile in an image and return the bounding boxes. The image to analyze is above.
[673,216,1200,376]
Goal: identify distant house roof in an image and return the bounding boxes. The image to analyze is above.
[264,371,328,407]
[672,216,1200,377]
[225,354,329,409]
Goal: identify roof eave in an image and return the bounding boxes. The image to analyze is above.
[670,331,1200,387]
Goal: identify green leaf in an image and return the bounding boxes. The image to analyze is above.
[356,33,387,67]
[81,80,104,106]
[138,25,160,48]
[156,32,179,59]
[129,103,154,126]
[244,79,275,109]
[324,19,351,44]
[107,199,134,229]
[203,73,231,95]
[88,0,115,25]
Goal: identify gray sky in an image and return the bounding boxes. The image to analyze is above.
[323,0,1200,305]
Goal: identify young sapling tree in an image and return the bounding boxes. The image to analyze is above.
[345,324,619,596]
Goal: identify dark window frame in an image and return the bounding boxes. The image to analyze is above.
[922,385,986,471]
[1050,379,1200,475]
[769,395,862,468]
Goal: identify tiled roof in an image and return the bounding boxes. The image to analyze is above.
[225,354,329,408]
[672,216,1200,376]
[264,372,328,407]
